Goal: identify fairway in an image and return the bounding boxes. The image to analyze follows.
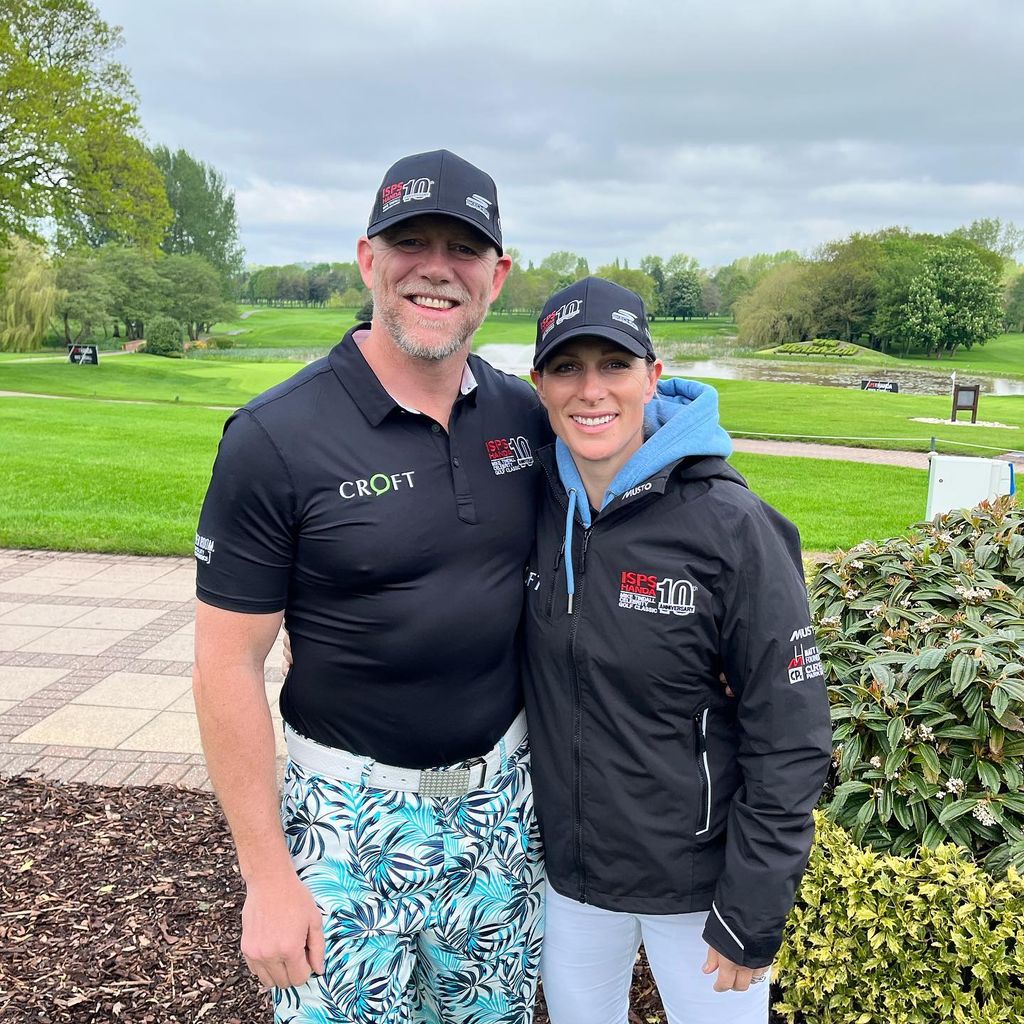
[3,395,930,556]
[3,352,1022,457]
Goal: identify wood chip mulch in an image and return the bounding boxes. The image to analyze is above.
[0,775,782,1024]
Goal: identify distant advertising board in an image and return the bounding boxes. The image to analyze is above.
[67,344,99,365]
[860,379,899,393]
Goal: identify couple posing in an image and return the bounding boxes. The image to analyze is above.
[192,149,832,1024]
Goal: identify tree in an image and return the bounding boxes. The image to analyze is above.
[539,251,583,290]
[735,262,818,345]
[0,238,59,350]
[700,275,722,316]
[158,254,236,340]
[151,145,244,280]
[926,243,1003,356]
[950,218,1024,261]
[1004,272,1024,333]
[53,250,112,344]
[95,245,164,340]
[0,0,170,248]
[662,270,703,319]
[639,256,666,315]
[594,265,656,309]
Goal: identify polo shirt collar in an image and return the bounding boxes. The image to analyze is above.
[329,324,478,427]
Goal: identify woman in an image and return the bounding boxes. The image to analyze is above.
[523,277,833,1024]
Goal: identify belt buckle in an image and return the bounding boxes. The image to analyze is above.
[418,758,487,798]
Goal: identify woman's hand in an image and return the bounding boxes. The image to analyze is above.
[702,946,771,992]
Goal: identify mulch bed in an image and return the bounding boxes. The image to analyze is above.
[1,775,784,1023]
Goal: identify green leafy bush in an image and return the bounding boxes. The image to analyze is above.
[775,339,859,356]
[809,497,1024,873]
[356,297,373,322]
[143,316,184,358]
[211,335,235,349]
[775,813,1024,1024]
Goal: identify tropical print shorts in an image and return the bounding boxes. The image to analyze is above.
[273,739,544,1024]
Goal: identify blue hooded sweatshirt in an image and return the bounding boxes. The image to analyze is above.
[554,377,733,610]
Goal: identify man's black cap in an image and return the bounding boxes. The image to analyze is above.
[366,149,502,253]
[534,276,656,369]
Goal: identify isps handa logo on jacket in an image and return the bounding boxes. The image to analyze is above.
[618,570,696,616]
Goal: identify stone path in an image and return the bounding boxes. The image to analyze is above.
[0,549,285,792]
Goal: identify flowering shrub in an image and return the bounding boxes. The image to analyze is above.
[775,814,1024,1024]
[809,496,1024,874]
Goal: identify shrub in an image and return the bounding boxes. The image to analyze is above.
[356,297,373,321]
[211,335,235,349]
[143,316,184,358]
[775,339,858,356]
[809,497,1024,874]
[775,813,1024,1024]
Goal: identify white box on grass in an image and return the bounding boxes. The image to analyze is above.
[926,455,1016,520]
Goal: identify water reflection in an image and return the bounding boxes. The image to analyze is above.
[474,344,1024,397]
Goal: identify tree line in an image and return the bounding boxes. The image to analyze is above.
[735,220,1024,358]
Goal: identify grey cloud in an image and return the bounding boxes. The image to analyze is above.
[97,0,1024,267]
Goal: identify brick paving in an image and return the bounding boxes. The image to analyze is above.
[0,548,286,791]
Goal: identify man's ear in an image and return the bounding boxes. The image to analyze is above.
[489,253,513,303]
[356,236,375,290]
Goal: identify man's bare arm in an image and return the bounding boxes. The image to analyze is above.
[193,601,324,989]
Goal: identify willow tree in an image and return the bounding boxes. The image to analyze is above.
[0,238,60,350]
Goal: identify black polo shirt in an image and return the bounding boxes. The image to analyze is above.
[195,325,550,768]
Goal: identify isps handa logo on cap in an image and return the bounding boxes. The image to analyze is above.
[339,470,416,500]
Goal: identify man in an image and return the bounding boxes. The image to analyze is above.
[193,150,550,1023]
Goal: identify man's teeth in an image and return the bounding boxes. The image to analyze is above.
[411,295,456,309]
[572,414,615,426]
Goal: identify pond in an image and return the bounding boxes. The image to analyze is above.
[474,345,1024,397]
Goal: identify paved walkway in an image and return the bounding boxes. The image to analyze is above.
[0,549,285,792]
[730,438,932,468]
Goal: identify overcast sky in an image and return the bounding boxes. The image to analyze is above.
[96,0,1024,270]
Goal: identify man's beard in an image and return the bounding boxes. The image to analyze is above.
[375,287,482,362]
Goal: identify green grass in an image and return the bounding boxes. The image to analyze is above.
[0,398,226,555]
[730,453,928,552]
[3,355,1021,456]
[707,377,1024,455]
[1,395,932,556]
[0,354,298,406]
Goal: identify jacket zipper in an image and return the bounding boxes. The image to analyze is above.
[567,526,592,902]
[694,708,711,836]
[546,537,565,618]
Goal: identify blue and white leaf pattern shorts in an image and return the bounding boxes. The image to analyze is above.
[274,740,544,1023]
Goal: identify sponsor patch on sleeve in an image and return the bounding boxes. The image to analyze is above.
[787,625,822,683]
[194,533,215,564]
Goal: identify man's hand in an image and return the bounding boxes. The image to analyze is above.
[241,868,326,990]
[281,629,293,677]
[719,672,734,699]
[702,946,770,992]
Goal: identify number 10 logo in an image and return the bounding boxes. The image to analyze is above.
[655,578,696,616]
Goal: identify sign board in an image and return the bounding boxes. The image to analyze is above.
[860,379,899,393]
[67,344,99,365]
[951,384,980,423]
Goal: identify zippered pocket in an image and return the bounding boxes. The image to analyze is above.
[694,708,712,837]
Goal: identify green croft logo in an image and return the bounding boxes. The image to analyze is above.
[339,470,416,499]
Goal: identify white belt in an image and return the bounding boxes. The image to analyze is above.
[284,709,528,798]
